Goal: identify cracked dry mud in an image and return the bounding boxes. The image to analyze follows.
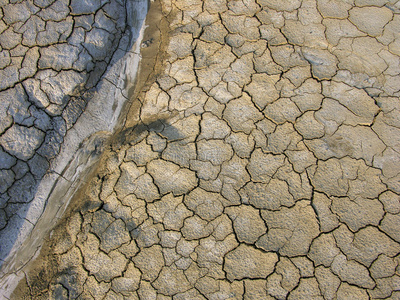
[3,0,400,299]
[0,0,149,273]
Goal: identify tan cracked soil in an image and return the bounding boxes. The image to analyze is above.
[8,0,400,299]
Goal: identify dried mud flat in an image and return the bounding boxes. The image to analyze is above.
[3,0,400,299]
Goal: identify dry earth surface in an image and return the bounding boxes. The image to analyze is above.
[0,0,148,286]
[1,0,400,299]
